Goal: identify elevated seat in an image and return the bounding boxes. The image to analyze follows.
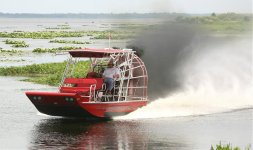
[86,78,104,90]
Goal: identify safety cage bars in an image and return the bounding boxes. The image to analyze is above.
[59,49,148,102]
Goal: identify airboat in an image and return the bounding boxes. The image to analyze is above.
[25,48,148,119]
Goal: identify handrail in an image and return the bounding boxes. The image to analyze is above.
[89,84,96,101]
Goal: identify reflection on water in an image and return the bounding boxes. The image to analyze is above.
[29,119,186,150]
[27,108,252,150]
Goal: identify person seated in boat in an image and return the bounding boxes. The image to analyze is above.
[86,71,98,78]
[86,65,103,78]
[102,61,120,94]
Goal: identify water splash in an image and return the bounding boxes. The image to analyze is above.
[117,37,253,120]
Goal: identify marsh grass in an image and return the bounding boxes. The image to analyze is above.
[0,49,24,56]
[3,39,29,47]
[32,46,81,53]
[0,61,90,86]
[0,30,134,39]
[0,59,25,62]
[45,25,71,30]
[211,143,251,150]
[91,30,134,39]
[45,27,71,30]
[0,31,84,39]
[0,49,23,53]
[49,39,91,44]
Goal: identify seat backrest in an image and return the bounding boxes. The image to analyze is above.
[60,86,90,93]
[94,78,103,90]
[63,78,104,90]
[64,78,96,86]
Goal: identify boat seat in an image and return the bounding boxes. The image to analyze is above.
[61,78,104,93]
[91,78,104,90]
[64,78,97,85]
[60,87,92,93]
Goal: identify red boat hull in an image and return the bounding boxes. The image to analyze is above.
[79,101,147,118]
[26,91,147,119]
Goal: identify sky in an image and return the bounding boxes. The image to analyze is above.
[1,0,252,14]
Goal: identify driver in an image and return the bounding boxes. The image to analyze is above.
[102,61,120,94]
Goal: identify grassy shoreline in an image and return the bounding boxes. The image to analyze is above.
[175,13,252,33]
[0,61,90,86]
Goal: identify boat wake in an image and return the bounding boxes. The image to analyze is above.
[117,35,252,120]
[116,90,252,120]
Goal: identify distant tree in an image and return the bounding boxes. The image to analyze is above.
[175,16,185,23]
[211,12,216,17]
[244,16,250,22]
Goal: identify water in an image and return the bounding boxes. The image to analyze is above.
[0,18,252,149]
[28,110,253,150]
[0,18,163,32]
[1,18,161,66]
[0,77,252,149]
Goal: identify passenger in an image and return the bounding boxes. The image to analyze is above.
[102,62,120,94]
[86,72,97,78]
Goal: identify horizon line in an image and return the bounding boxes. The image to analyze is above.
[1,12,250,15]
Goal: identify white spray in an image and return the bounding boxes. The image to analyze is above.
[119,35,252,119]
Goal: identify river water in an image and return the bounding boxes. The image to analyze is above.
[0,18,162,67]
[0,18,252,149]
[0,77,252,150]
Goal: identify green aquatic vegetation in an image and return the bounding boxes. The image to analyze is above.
[11,43,29,48]
[175,13,252,33]
[91,30,134,39]
[3,39,29,47]
[0,62,67,86]
[69,40,90,44]
[0,49,24,56]
[211,143,251,150]
[202,21,252,33]
[4,39,20,44]
[13,30,23,32]
[57,24,71,29]
[116,24,147,30]
[0,31,84,39]
[0,49,23,53]
[0,61,90,86]
[211,144,240,150]
[45,26,71,30]
[0,59,25,62]
[32,46,81,53]
[0,30,133,39]
[49,39,91,44]
[57,24,69,26]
